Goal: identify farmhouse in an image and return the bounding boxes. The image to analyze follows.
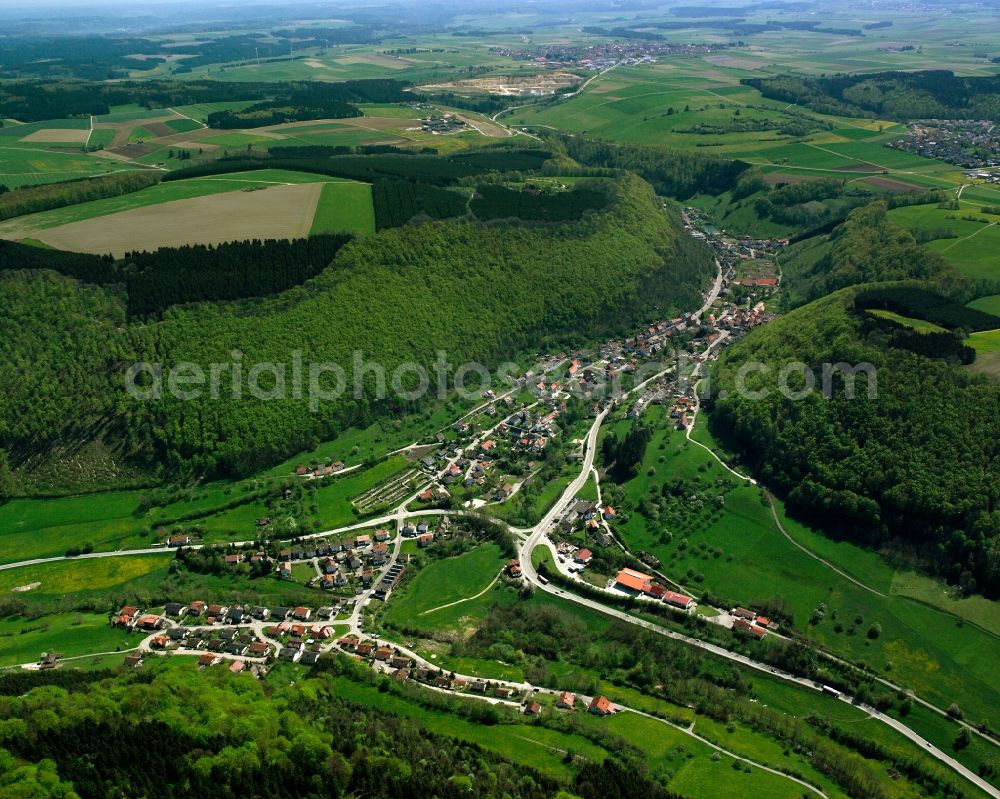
[556,691,576,709]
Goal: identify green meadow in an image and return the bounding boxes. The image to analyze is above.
[888,203,1000,280]
[605,408,1000,728]
[310,180,375,235]
[381,543,506,632]
[0,612,137,666]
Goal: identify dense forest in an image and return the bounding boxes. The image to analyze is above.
[205,80,411,128]
[0,79,409,123]
[707,287,1000,596]
[470,183,608,222]
[553,135,750,199]
[372,180,469,229]
[0,174,714,483]
[743,70,1000,121]
[0,171,161,221]
[123,235,353,318]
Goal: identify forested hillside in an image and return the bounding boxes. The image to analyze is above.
[707,287,1000,595]
[779,202,954,305]
[0,174,713,483]
[743,70,1000,121]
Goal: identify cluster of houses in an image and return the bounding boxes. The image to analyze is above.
[887,119,1000,171]
[294,460,348,479]
[612,568,697,612]
[730,606,772,639]
[420,114,467,134]
[557,498,616,547]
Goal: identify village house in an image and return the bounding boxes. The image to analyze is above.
[124,654,143,668]
[229,660,245,674]
[523,701,542,716]
[167,534,191,547]
[163,602,185,618]
[588,696,614,716]
[136,614,163,631]
[556,691,576,709]
[187,600,206,617]
[418,532,434,547]
[248,641,270,657]
[663,591,695,611]
[573,548,592,565]
[292,606,312,621]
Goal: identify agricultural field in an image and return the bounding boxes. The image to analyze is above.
[310,180,375,235]
[888,202,1000,280]
[32,182,322,255]
[0,170,375,252]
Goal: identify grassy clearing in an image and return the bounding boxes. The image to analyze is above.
[967,328,1000,355]
[867,309,948,333]
[968,295,1000,316]
[0,612,136,666]
[309,180,375,235]
[382,543,505,631]
[312,456,411,528]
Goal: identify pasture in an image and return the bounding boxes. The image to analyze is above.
[0,612,136,667]
[889,203,1000,279]
[607,409,1000,728]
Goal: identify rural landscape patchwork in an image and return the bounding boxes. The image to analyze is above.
[1,0,1000,796]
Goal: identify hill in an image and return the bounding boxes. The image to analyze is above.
[744,70,1000,121]
[0,172,713,488]
[707,286,1000,596]
[778,202,957,306]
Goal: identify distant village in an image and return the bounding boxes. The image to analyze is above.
[488,41,725,71]
[886,119,1000,176]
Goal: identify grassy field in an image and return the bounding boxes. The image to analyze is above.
[968,295,1000,316]
[608,408,1000,729]
[867,308,948,333]
[382,543,505,632]
[312,456,411,528]
[0,553,171,598]
[0,145,130,188]
[888,203,1000,279]
[309,180,375,235]
[0,611,137,667]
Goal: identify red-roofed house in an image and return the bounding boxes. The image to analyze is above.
[615,568,653,595]
[574,548,592,564]
[556,691,576,709]
[663,591,695,611]
[602,506,616,520]
[588,695,613,716]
